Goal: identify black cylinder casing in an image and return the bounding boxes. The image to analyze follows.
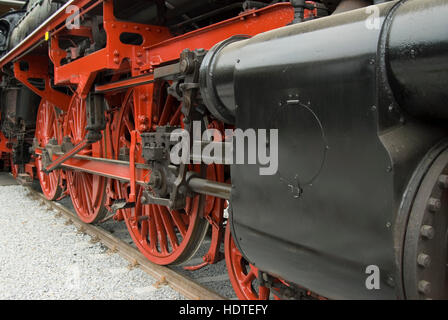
[200,0,448,299]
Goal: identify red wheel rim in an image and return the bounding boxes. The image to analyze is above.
[35,100,63,200]
[119,88,209,265]
[65,95,107,224]
[224,224,274,300]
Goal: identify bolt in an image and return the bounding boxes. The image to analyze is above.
[427,197,441,212]
[138,115,147,124]
[140,196,147,204]
[420,225,435,240]
[418,280,431,295]
[417,253,431,268]
[113,50,119,57]
[386,275,395,287]
[113,58,120,64]
[178,186,186,195]
[438,174,448,189]
[180,59,189,73]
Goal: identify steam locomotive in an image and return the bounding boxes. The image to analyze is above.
[0,0,446,300]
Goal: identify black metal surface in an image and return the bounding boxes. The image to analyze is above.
[200,0,448,299]
[387,0,448,122]
[7,0,64,51]
[199,35,249,124]
[403,147,448,300]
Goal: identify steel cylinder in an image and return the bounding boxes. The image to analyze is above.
[387,0,448,121]
[200,0,448,125]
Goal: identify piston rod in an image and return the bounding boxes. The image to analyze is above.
[188,176,231,200]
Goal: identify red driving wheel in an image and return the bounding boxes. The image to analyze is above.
[35,99,63,200]
[65,95,108,224]
[225,224,279,300]
[120,88,212,265]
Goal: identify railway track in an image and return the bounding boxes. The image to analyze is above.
[23,183,227,300]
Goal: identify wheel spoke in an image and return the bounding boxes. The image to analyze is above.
[169,105,182,126]
[153,206,169,254]
[170,210,187,237]
[157,206,179,250]
[242,270,255,285]
[147,205,157,252]
[258,287,270,300]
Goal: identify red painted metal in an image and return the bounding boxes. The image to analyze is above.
[13,56,71,111]
[0,131,11,153]
[35,99,63,200]
[64,94,108,223]
[119,90,208,265]
[224,224,273,300]
[143,4,294,69]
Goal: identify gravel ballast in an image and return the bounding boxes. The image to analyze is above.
[0,183,185,300]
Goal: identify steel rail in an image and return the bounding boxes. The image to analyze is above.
[24,185,225,300]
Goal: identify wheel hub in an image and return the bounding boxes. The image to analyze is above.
[403,148,448,299]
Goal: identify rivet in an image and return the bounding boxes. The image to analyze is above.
[418,280,431,295]
[438,174,448,189]
[427,197,441,212]
[420,225,435,240]
[417,253,431,268]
